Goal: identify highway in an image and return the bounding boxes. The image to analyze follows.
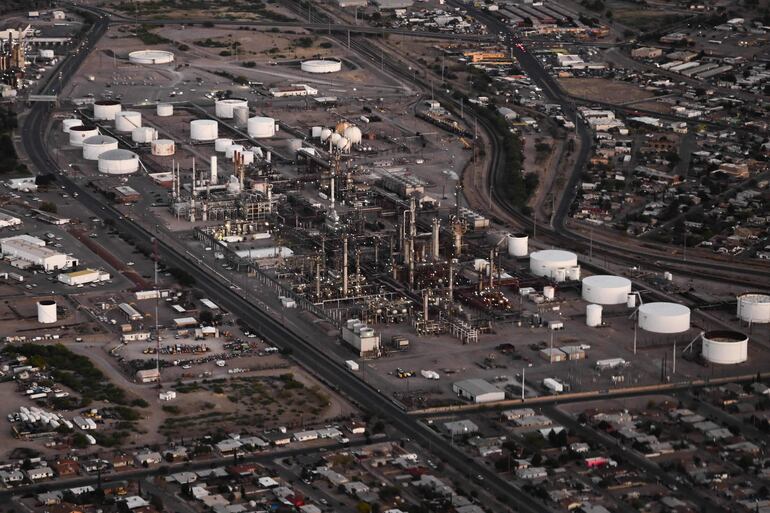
[19,6,552,513]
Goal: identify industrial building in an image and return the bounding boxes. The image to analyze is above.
[452,379,505,404]
[57,268,110,286]
[0,235,74,271]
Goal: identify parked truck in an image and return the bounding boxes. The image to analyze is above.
[542,378,563,394]
[345,360,359,372]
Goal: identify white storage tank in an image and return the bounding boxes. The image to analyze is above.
[627,293,637,309]
[157,103,173,117]
[233,106,249,127]
[344,126,362,145]
[115,110,142,132]
[247,116,276,138]
[701,330,748,365]
[190,119,218,141]
[37,300,57,324]
[226,144,244,159]
[82,135,119,160]
[311,126,323,138]
[638,302,690,334]
[62,118,83,133]
[93,100,122,121]
[737,293,770,324]
[128,49,175,64]
[132,126,157,143]
[529,249,578,280]
[337,136,351,151]
[320,128,332,141]
[543,286,555,300]
[69,125,99,146]
[301,59,342,73]
[98,149,140,174]
[581,275,632,305]
[508,233,528,257]
[567,266,581,281]
[151,139,175,156]
[586,304,602,327]
[215,138,234,152]
[215,98,248,118]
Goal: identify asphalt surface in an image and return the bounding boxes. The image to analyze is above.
[20,6,552,513]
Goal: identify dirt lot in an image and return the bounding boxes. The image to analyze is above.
[557,77,654,105]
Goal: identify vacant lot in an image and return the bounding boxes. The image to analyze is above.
[558,77,654,105]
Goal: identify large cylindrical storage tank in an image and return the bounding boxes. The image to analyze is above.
[233,106,249,127]
[581,275,632,305]
[82,135,119,160]
[508,233,528,257]
[132,126,157,143]
[69,125,99,146]
[638,302,690,334]
[226,144,244,159]
[586,304,602,327]
[701,330,748,365]
[157,103,173,117]
[93,100,122,121]
[529,250,578,281]
[215,98,248,119]
[301,59,342,73]
[62,118,83,133]
[247,116,276,138]
[115,111,142,132]
[128,50,174,64]
[737,293,770,324]
[37,300,57,324]
[98,149,140,174]
[215,138,233,152]
[151,139,175,156]
[190,119,218,141]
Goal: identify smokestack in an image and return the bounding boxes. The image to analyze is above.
[448,259,454,301]
[432,217,440,261]
[171,159,177,200]
[423,291,429,322]
[210,156,217,184]
[342,236,349,297]
[453,219,462,256]
[191,158,196,196]
[266,151,271,163]
[489,248,495,289]
[330,175,335,207]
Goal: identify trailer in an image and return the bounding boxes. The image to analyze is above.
[542,378,564,394]
[345,360,359,372]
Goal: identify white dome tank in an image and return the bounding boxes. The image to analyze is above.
[301,59,342,73]
[128,49,175,64]
[638,302,690,334]
[737,293,770,324]
[69,125,99,146]
[93,100,122,121]
[82,135,119,160]
[529,250,578,281]
[157,103,173,117]
[151,139,175,156]
[62,118,83,133]
[330,132,342,146]
[507,233,528,257]
[701,330,748,365]
[215,138,234,152]
[320,128,332,141]
[337,136,350,151]
[225,144,244,159]
[247,116,276,138]
[581,275,632,305]
[115,111,142,132]
[132,126,157,143]
[215,98,248,119]
[344,126,362,145]
[98,149,140,174]
[586,304,602,327]
[37,300,57,324]
[190,119,218,141]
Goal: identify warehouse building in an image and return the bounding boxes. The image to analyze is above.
[0,235,74,271]
[0,211,22,228]
[57,268,110,286]
[452,379,505,404]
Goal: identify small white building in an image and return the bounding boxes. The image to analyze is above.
[269,84,319,97]
[452,379,505,403]
[57,268,110,286]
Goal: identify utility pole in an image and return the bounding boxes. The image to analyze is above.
[521,367,525,400]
